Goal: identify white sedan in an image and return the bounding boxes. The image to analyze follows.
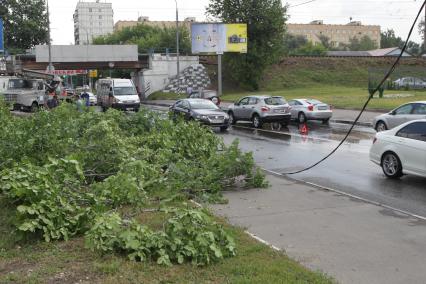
[369,119,426,178]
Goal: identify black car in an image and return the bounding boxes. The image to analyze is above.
[170,98,230,132]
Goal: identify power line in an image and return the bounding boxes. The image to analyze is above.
[288,0,317,8]
[283,0,426,175]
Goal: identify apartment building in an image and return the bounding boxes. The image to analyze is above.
[114,17,196,32]
[73,0,114,45]
[288,20,381,48]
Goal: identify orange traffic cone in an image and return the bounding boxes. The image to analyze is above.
[300,123,308,135]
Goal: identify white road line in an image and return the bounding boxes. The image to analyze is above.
[263,168,426,221]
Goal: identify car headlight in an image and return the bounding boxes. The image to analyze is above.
[195,114,208,120]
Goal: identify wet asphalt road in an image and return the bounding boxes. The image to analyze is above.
[148,105,426,217]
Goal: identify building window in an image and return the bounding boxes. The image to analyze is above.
[89,8,92,12]
[99,15,102,19]
[99,8,102,12]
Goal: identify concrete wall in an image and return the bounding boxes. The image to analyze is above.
[35,45,138,62]
[132,54,199,98]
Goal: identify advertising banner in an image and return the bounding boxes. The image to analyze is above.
[191,23,247,54]
[0,17,4,53]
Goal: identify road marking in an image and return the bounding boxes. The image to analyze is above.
[263,168,426,221]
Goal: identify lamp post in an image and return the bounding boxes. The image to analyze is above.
[46,0,54,72]
[174,0,180,77]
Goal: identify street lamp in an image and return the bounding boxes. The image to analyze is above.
[174,0,180,77]
[108,62,114,78]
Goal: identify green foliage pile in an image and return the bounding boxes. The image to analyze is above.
[85,208,236,266]
[0,102,266,265]
[93,24,191,54]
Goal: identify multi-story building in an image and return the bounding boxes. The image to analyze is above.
[73,0,114,45]
[288,20,381,48]
[114,17,196,32]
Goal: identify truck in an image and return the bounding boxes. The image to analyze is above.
[0,68,60,112]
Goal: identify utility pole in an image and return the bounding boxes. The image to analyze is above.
[174,0,180,77]
[424,4,426,52]
[47,0,54,72]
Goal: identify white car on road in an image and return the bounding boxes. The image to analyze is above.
[288,99,333,123]
[369,119,426,178]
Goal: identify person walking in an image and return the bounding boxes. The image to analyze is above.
[81,88,90,107]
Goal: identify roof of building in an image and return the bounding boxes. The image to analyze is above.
[327,51,371,57]
[327,47,412,57]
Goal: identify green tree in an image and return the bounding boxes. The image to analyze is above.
[381,29,404,48]
[283,34,307,51]
[93,24,191,54]
[318,35,331,49]
[290,42,327,56]
[1,0,49,53]
[347,35,377,51]
[206,0,288,90]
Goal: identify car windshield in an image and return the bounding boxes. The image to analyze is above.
[8,79,37,90]
[264,97,287,105]
[189,100,218,110]
[305,99,322,105]
[113,86,136,96]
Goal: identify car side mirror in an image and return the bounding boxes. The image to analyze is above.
[235,102,239,106]
[390,110,396,115]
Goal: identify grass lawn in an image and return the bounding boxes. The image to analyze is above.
[147,86,426,111]
[0,196,333,284]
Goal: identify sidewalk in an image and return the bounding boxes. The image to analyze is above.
[142,100,384,127]
[211,173,426,284]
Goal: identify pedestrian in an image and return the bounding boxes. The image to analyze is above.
[81,88,90,107]
[46,94,60,109]
[74,95,84,112]
[186,85,193,96]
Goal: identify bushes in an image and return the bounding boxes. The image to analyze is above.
[85,208,236,266]
[0,102,266,265]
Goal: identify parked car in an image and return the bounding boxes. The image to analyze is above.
[393,77,426,89]
[97,78,140,112]
[188,89,221,106]
[373,101,426,132]
[80,91,97,106]
[227,96,291,128]
[288,99,333,123]
[169,98,229,131]
[369,119,426,178]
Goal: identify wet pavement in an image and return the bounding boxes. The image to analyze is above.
[220,123,426,218]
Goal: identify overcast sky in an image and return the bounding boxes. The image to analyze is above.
[49,0,425,45]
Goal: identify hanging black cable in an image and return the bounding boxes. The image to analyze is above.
[284,0,426,175]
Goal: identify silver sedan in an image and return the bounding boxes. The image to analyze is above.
[373,101,426,132]
[288,99,333,123]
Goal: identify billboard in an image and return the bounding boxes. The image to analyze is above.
[191,23,247,54]
[0,17,4,53]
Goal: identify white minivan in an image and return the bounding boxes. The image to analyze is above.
[97,78,140,112]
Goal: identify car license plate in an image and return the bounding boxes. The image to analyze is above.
[274,109,285,113]
[318,106,327,110]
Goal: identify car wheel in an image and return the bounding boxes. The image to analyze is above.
[220,126,228,132]
[271,122,282,131]
[228,111,237,125]
[252,114,262,128]
[30,102,39,113]
[322,118,330,124]
[134,107,140,112]
[298,112,306,123]
[375,121,388,132]
[381,152,403,179]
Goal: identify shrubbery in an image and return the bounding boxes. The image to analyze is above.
[0,102,267,265]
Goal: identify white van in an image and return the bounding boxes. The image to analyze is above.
[97,78,140,112]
